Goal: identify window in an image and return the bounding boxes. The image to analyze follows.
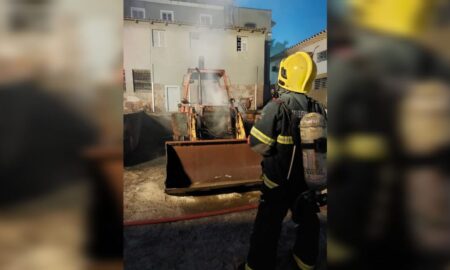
[152,29,165,47]
[199,14,212,25]
[237,36,248,52]
[132,69,152,91]
[271,66,279,72]
[160,10,174,21]
[321,77,328,89]
[131,7,145,19]
[317,50,327,62]
[314,77,327,90]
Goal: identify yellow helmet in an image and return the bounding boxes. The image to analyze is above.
[349,0,437,38]
[278,52,317,94]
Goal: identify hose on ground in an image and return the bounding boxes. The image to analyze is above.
[124,203,258,227]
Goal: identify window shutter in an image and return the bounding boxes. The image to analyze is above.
[153,30,165,47]
[237,36,241,51]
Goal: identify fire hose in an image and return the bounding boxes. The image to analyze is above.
[124,203,259,227]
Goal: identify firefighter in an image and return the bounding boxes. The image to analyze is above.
[240,52,325,270]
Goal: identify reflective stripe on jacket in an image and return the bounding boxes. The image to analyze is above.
[249,90,324,188]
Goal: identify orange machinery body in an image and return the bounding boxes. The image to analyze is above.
[166,68,262,194]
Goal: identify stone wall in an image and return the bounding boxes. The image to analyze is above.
[230,84,264,109]
[125,82,266,114]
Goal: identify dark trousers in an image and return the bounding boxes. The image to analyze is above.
[246,183,319,270]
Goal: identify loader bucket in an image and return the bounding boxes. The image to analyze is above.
[165,139,263,194]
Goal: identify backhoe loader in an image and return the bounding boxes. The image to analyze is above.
[165,69,262,194]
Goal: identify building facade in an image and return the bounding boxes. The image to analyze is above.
[123,0,272,112]
[270,30,327,106]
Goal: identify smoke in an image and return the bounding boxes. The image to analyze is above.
[189,27,226,70]
[201,79,229,105]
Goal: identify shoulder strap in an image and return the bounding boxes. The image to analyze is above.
[306,96,327,120]
[280,102,294,131]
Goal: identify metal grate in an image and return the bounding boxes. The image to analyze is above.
[132,69,152,91]
[237,36,248,52]
[314,77,327,90]
[321,77,328,89]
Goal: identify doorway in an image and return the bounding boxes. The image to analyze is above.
[165,85,181,112]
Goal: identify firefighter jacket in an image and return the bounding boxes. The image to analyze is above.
[249,89,325,189]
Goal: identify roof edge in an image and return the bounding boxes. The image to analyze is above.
[287,29,327,51]
[269,29,327,61]
[124,17,268,33]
